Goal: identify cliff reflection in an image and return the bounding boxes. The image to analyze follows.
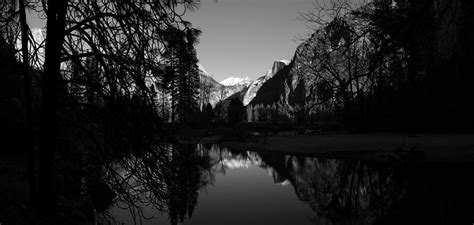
[102,144,409,225]
[258,152,407,225]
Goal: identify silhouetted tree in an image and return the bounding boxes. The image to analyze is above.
[227,98,245,123]
[164,26,202,124]
[298,0,474,130]
[213,101,226,124]
[2,0,204,217]
[98,143,214,225]
[0,0,41,207]
[37,0,69,213]
[201,103,214,125]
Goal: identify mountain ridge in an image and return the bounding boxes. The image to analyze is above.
[219,76,253,86]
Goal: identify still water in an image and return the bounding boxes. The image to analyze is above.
[102,143,474,225]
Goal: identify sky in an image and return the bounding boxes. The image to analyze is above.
[184,0,314,82]
[26,0,315,82]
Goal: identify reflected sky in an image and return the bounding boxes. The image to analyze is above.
[109,145,315,225]
[186,163,314,225]
[104,144,474,225]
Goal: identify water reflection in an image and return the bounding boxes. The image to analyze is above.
[258,152,407,225]
[103,144,215,225]
[100,143,474,225]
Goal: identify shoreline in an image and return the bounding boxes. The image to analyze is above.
[219,133,474,163]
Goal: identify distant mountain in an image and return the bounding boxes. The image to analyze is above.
[197,64,250,108]
[243,60,290,105]
[220,76,253,86]
[248,61,294,107]
[198,64,223,108]
[249,33,325,113]
[214,60,290,118]
[198,64,211,77]
[198,63,221,87]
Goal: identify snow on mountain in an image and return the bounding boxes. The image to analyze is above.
[219,76,253,86]
[197,64,249,107]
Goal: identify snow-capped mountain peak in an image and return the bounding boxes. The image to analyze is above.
[219,76,253,86]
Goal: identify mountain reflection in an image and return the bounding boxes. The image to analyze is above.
[101,144,474,225]
[258,152,406,225]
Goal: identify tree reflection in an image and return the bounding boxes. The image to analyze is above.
[97,143,216,225]
[166,144,212,225]
[258,152,407,225]
[94,144,411,225]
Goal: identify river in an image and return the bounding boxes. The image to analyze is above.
[100,143,474,225]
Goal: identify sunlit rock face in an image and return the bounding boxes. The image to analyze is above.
[198,64,253,107]
[198,64,224,107]
[249,14,376,120]
[15,28,46,68]
[243,77,266,106]
[272,60,290,75]
[31,28,46,44]
[249,39,317,108]
[209,59,290,112]
[199,64,242,107]
[248,60,293,107]
[218,79,253,105]
[242,60,290,106]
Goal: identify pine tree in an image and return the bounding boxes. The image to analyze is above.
[227,98,246,123]
[165,27,202,124]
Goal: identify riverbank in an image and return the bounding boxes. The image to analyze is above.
[177,122,342,143]
[221,133,474,163]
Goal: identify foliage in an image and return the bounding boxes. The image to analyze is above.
[227,98,245,123]
[294,0,474,130]
[201,103,214,124]
[164,26,202,124]
[0,0,204,218]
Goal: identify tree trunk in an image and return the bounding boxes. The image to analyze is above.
[38,0,68,214]
[19,0,37,207]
